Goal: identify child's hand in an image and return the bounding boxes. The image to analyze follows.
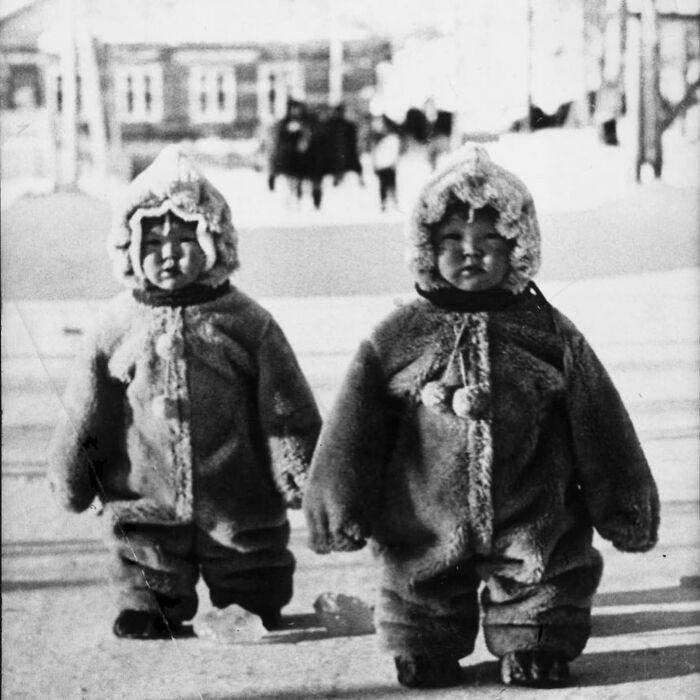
[331,521,368,552]
[276,471,305,510]
[603,492,659,553]
[285,491,303,510]
[318,521,368,554]
[304,492,369,554]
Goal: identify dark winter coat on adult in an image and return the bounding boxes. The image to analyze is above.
[324,108,363,181]
[272,100,313,180]
[304,145,659,661]
[48,146,322,623]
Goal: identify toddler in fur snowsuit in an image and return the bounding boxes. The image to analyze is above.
[48,145,321,639]
[303,145,659,688]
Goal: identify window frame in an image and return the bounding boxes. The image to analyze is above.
[114,63,163,123]
[188,65,237,124]
[256,62,304,121]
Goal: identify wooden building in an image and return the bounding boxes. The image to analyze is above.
[0,0,390,180]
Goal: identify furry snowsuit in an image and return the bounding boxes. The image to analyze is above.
[48,146,322,623]
[303,145,659,661]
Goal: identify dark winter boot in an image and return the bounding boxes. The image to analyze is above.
[258,608,283,631]
[394,654,462,688]
[500,650,570,687]
[112,609,178,640]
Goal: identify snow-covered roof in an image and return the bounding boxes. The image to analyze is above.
[0,0,35,20]
[89,0,367,45]
[1,0,466,46]
[5,0,697,53]
[627,0,699,14]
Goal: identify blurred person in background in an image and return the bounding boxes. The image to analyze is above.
[424,97,453,171]
[271,98,330,210]
[271,98,314,208]
[255,116,280,192]
[594,81,624,146]
[306,104,332,210]
[370,114,401,211]
[324,103,364,186]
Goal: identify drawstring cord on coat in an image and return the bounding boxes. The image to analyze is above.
[439,317,470,386]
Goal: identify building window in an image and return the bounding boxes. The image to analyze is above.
[2,63,43,109]
[189,66,236,123]
[257,63,304,121]
[115,64,163,122]
[46,65,81,116]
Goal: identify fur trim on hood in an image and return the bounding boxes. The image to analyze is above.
[109,145,239,289]
[406,144,541,294]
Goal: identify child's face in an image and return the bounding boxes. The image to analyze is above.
[435,209,510,292]
[141,212,206,290]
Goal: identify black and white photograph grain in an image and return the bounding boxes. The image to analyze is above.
[1,0,699,698]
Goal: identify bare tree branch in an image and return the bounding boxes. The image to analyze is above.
[660,77,700,133]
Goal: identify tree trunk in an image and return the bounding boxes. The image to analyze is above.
[638,0,662,179]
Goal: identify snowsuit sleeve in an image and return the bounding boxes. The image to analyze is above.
[560,313,660,552]
[47,332,121,513]
[257,318,322,509]
[303,339,399,553]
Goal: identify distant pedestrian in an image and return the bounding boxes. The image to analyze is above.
[370,115,400,211]
[272,99,330,210]
[304,145,658,689]
[48,145,321,639]
[272,98,313,207]
[305,106,331,210]
[424,98,453,171]
[595,81,624,146]
[257,117,279,191]
[325,103,364,186]
[403,106,429,144]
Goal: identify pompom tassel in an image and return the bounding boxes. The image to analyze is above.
[452,385,490,419]
[420,381,452,413]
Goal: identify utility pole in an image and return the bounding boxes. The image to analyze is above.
[450,0,464,149]
[103,46,124,177]
[638,0,662,178]
[526,0,534,130]
[329,1,343,106]
[57,0,78,189]
[618,0,627,93]
[75,0,108,185]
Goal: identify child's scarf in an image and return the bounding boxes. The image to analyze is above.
[133,280,231,308]
[416,284,523,312]
[416,281,552,313]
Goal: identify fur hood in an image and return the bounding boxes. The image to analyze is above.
[108,145,239,289]
[406,145,541,294]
